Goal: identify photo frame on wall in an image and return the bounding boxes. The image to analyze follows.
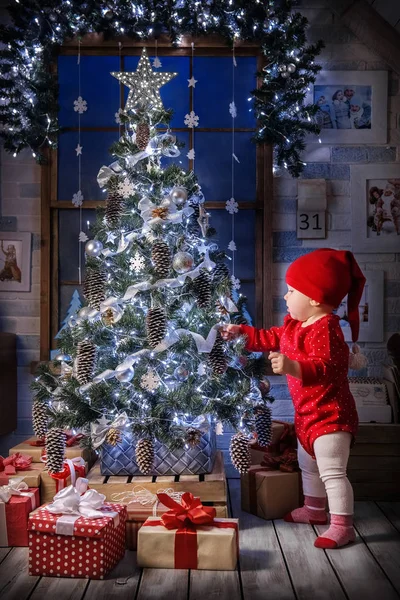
[351,164,400,253]
[337,270,384,343]
[0,231,32,292]
[306,70,387,144]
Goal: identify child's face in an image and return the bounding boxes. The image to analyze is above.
[350,105,360,112]
[336,91,344,101]
[317,96,326,105]
[284,286,314,322]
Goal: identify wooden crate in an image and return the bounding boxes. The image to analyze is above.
[348,424,400,500]
[9,437,97,469]
[87,450,227,504]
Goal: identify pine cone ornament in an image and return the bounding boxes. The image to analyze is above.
[135,438,154,474]
[83,268,106,311]
[46,428,66,474]
[136,122,150,151]
[185,427,202,447]
[193,271,211,308]
[146,307,167,348]
[75,341,97,385]
[212,263,230,285]
[105,181,125,227]
[229,432,251,474]
[208,332,227,375]
[254,404,273,447]
[105,427,121,446]
[151,240,171,278]
[32,401,48,439]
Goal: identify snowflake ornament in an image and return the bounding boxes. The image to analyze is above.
[229,101,237,118]
[141,369,161,392]
[153,56,162,68]
[228,240,237,252]
[79,231,89,242]
[115,108,124,124]
[129,252,146,272]
[231,275,241,291]
[225,197,239,214]
[72,190,83,207]
[187,148,195,160]
[197,362,207,376]
[73,96,88,114]
[118,177,135,198]
[184,111,199,128]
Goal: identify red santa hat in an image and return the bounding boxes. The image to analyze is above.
[285,248,366,342]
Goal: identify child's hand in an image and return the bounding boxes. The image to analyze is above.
[220,324,241,341]
[268,352,301,378]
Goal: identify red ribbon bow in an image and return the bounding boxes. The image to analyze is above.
[0,453,32,476]
[29,432,86,448]
[157,492,216,530]
[261,447,299,473]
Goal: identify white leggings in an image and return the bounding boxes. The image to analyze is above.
[298,431,354,515]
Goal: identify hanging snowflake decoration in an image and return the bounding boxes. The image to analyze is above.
[79,231,89,242]
[153,56,162,68]
[197,362,207,376]
[228,240,237,252]
[229,101,237,118]
[72,190,83,207]
[226,197,239,214]
[140,369,161,392]
[118,177,135,198]
[231,275,241,291]
[115,108,124,124]
[187,148,195,160]
[129,252,146,272]
[73,96,88,114]
[184,111,199,128]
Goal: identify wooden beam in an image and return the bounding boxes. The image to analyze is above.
[330,0,400,76]
[40,149,52,362]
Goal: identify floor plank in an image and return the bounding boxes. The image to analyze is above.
[84,551,141,600]
[353,501,400,594]
[377,502,400,533]
[275,520,346,600]
[0,550,11,565]
[228,479,295,600]
[190,570,242,600]
[0,548,39,600]
[137,569,188,600]
[29,576,88,600]
[314,519,399,600]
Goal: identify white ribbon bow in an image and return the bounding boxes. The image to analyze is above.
[0,477,29,503]
[90,412,130,449]
[47,478,106,519]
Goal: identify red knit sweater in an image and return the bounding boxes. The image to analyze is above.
[240,314,358,457]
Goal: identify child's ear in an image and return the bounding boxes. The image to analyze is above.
[309,299,320,307]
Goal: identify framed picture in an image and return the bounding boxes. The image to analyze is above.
[351,164,400,253]
[0,232,32,292]
[306,70,387,144]
[337,270,384,343]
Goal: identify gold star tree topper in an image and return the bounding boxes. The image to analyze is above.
[111,48,177,113]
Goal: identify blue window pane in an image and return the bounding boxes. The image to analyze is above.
[195,133,256,201]
[195,57,257,129]
[58,285,83,332]
[58,56,120,128]
[59,209,97,281]
[160,131,190,170]
[124,55,189,129]
[58,131,118,201]
[209,209,255,279]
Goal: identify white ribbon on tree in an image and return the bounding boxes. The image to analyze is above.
[102,231,139,257]
[90,412,130,449]
[138,195,194,231]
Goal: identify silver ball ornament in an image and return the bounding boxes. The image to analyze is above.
[170,186,188,206]
[54,353,72,362]
[172,251,194,274]
[78,306,94,319]
[287,63,297,74]
[85,239,103,257]
[174,364,190,382]
[281,71,290,79]
[115,365,135,383]
[278,64,287,73]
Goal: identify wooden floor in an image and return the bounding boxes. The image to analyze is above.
[1,479,400,600]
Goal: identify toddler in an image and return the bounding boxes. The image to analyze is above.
[221,248,366,549]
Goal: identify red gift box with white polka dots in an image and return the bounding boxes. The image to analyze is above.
[27,503,127,579]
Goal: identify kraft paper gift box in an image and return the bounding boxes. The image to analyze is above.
[9,436,97,468]
[241,466,301,520]
[40,458,87,503]
[28,501,127,579]
[250,421,297,465]
[138,516,239,570]
[0,463,44,489]
[0,484,40,547]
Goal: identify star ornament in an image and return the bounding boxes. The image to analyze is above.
[111,48,177,113]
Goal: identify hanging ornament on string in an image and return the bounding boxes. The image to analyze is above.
[151,240,171,278]
[135,438,154,474]
[229,432,251,474]
[46,428,66,474]
[174,364,189,382]
[75,341,97,385]
[146,307,167,348]
[172,251,194,274]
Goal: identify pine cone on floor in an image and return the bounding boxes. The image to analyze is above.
[105,427,121,446]
[254,404,273,447]
[32,401,48,439]
[75,341,97,385]
[46,428,66,474]
[135,438,154,475]
[83,268,106,311]
[136,122,150,150]
[151,240,171,279]
[208,332,227,375]
[146,307,167,348]
[193,271,211,308]
[229,432,251,474]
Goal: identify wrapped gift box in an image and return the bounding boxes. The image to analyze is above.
[241,466,301,520]
[40,461,88,503]
[137,516,238,570]
[0,487,40,547]
[9,437,97,468]
[28,502,127,579]
[250,421,297,464]
[0,464,44,488]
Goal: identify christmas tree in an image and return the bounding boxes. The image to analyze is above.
[31,48,273,475]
